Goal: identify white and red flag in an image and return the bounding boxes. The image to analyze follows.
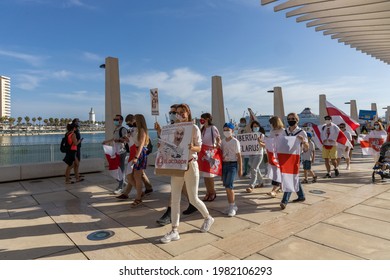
[265,136,301,192]
[308,124,352,149]
[326,100,360,135]
[358,134,387,156]
[102,145,123,180]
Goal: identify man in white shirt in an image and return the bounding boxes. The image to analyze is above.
[320,115,341,178]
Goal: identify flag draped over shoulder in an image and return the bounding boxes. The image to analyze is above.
[308,124,352,149]
[198,145,223,176]
[326,100,360,134]
[103,145,123,180]
[265,136,301,192]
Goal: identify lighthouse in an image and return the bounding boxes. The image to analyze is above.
[89,107,95,124]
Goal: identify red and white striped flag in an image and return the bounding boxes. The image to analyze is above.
[326,100,360,135]
[308,124,352,149]
[103,145,123,180]
[265,136,301,192]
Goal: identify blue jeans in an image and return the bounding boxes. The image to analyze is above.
[222,161,237,189]
[281,182,305,204]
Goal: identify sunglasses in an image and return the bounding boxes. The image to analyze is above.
[169,112,177,115]
[113,119,120,121]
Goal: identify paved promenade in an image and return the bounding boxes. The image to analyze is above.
[1,149,389,260]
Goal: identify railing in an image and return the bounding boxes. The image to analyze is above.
[0,143,104,166]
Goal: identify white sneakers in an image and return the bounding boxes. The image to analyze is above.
[160,216,215,244]
[224,205,238,217]
[160,230,180,244]
[200,216,215,233]
[113,187,123,195]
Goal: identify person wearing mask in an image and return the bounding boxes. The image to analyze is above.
[116,114,154,199]
[102,114,128,194]
[320,115,341,178]
[367,121,387,162]
[199,112,221,202]
[280,112,308,210]
[71,118,83,170]
[220,122,243,216]
[160,103,214,243]
[155,105,197,227]
[246,120,266,193]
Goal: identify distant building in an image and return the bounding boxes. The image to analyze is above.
[0,76,11,117]
[89,107,95,123]
[298,107,320,126]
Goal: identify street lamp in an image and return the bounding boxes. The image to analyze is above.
[99,64,106,69]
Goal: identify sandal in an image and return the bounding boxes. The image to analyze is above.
[75,178,85,183]
[207,193,217,201]
[312,176,317,183]
[130,199,142,208]
[246,187,253,193]
[202,194,210,202]
[267,191,277,198]
[301,179,308,184]
[255,183,264,188]
[65,181,75,184]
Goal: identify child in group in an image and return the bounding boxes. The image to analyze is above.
[220,123,243,217]
[301,132,317,183]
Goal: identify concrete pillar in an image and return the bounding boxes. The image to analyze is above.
[211,76,226,134]
[104,57,122,140]
[319,94,327,124]
[273,86,285,120]
[386,106,390,124]
[350,100,358,121]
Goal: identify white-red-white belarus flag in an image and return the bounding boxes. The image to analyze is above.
[265,136,301,192]
[102,145,123,180]
[326,100,360,135]
[309,124,353,149]
[358,135,387,156]
[264,137,281,183]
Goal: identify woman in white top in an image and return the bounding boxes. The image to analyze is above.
[368,121,388,162]
[199,113,221,202]
[160,103,214,244]
[266,116,285,197]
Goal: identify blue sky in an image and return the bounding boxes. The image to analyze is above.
[1,0,389,127]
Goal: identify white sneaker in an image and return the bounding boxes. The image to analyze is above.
[160,230,180,244]
[200,216,214,233]
[114,187,123,195]
[227,205,238,217]
[346,165,350,170]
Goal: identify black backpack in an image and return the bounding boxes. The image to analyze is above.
[60,133,71,153]
[146,138,153,155]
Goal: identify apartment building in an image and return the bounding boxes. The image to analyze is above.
[0,76,11,117]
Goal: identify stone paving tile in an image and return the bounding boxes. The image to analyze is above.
[0,212,76,260]
[213,229,279,259]
[173,244,239,260]
[324,212,390,240]
[363,197,390,210]
[376,191,390,201]
[296,223,390,260]
[345,204,390,222]
[0,195,38,210]
[38,247,88,260]
[20,179,64,195]
[252,218,309,240]
[32,190,78,205]
[47,203,171,260]
[68,185,115,203]
[244,253,271,260]
[259,236,362,260]
[0,181,30,197]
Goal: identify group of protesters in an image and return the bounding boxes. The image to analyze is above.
[97,103,390,244]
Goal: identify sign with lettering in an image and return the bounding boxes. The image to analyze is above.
[236,132,262,156]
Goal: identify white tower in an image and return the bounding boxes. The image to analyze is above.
[89,107,95,124]
[0,76,11,117]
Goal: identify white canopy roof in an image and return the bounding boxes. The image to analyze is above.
[261,0,390,64]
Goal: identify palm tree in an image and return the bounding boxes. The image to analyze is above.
[17,117,22,126]
[49,118,54,126]
[32,117,37,127]
[37,116,42,126]
[24,116,30,126]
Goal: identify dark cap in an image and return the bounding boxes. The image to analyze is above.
[324,115,332,120]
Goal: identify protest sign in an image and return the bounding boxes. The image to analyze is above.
[155,122,193,176]
[236,132,262,156]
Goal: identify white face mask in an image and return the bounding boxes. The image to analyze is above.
[325,120,331,125]
[252,127,260,133]
[374,125,379,129]
[176,114,185,122]
[169,113,177,123]
[223,131,233,138]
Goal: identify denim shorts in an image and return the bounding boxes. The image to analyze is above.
[222,161,237,189]
[302,160,312,170]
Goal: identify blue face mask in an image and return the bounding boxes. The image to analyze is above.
[252,127,260,132]
[114,120,119,126]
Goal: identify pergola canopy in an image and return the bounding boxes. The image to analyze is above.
[261,0,390,64]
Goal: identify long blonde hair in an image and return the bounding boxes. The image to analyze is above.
[269,116,285,130]
[134,114,149,145]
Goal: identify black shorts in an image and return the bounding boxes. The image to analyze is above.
[63,150,77,166]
